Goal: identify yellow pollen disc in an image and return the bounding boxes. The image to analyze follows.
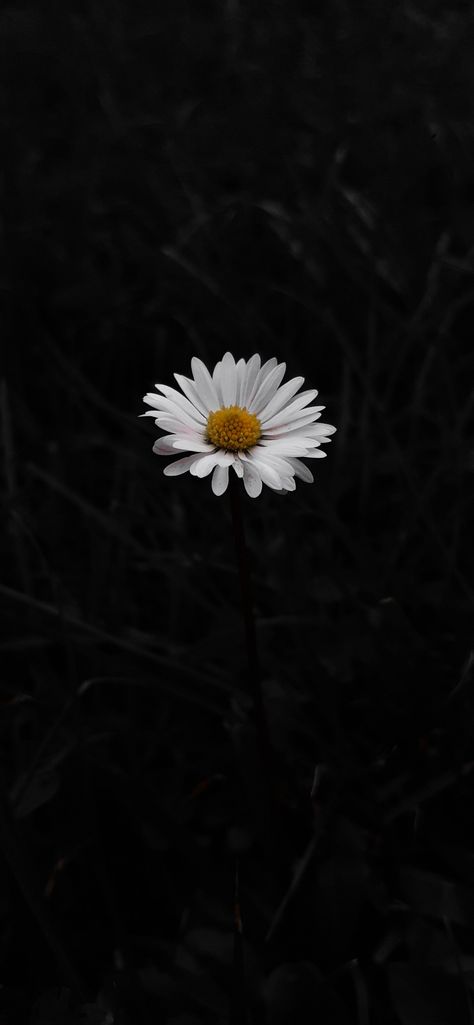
[206,405,261,451]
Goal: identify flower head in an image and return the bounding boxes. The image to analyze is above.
[141,353,336,497]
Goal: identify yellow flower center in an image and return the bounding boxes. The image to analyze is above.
[206,405,261,451]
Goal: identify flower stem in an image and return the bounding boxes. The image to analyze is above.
[228,472,272,775]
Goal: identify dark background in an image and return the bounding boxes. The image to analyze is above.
[1,1,474,1022]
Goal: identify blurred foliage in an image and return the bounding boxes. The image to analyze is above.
[1,0,474,1021]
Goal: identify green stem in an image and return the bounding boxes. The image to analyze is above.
[228,472,272,775]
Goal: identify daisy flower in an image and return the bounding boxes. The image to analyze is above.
[141,352,336,497]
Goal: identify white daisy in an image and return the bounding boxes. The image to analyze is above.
[141,352,336,497]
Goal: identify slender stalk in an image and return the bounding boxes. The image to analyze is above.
[228,472,272,776]
[231,858,248,1025]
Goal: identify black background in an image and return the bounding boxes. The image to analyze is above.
[1,1,474,1022]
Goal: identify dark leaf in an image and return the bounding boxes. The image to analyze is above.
[262,962,352,1025]
[400,867,474,928]
[388,963,470,1025]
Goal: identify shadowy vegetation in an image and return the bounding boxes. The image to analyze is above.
[2,1,474,1021]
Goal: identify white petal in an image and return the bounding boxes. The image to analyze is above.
[153,415,207,436]
[310,423,337,435]
[240,354,261,407]
[243,462,263,498]
[144,395,206,431]
[190,454,219,477]
[143,392,166,409]
[216,450,236,465]
[275,435,321,449]
[271,421,335,439]
[212,464,230,496]
[260,408,326,435]
[163,454,203,476]
[304,449,327,458]
[259,439,314,456]
[246,357,278,409]
[249,362,287,415]
[171,435,216,452]
[190,451,234,477]
[282,439,324,452]
[254,452,296,477]
[258,376,305,423]
[153,384,207,424]
[241,451,282,489]
[232,459,244,478]
[212,360,224,405]
[153,436,179,454]
[277,422,335,442]
[220,351,238,406]
[262,420,325,439]
[260,391,320,428]
[191,357,220,412]
[287,458,314,483]
[235,358,246,406]
[262,477,286,491]
[174,373,209,417]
